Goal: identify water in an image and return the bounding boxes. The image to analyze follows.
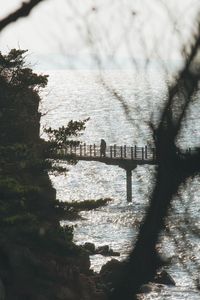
[40,70,200,299]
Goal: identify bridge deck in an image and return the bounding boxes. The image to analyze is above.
[52,144,157,168]
[51,144,197,167]
[49,144,198,201]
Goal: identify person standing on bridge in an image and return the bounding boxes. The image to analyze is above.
[100,139,106,157]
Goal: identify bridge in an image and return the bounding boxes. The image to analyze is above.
[51,143,196,202]
[51,144,157,202]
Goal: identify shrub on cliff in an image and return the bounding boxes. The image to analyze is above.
[0,49,48,144]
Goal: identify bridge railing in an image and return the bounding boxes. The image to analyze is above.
[54,145,200,162]
[56,144,157,161]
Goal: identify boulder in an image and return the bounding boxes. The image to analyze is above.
[82,243,120,257]
[84,242,95,254]
[139,283,163,294]
[96,246,120,257]
[76,251,91,274]
[107,249,120,257]
[154,270,175,286]
[96,246,109,255]
[100,259,125,289]
[139,283,153,294]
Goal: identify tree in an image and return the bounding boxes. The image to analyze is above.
[44,118,89,149]
[109,14,200,300]
[0,49,92,299]
[0,48,48,144]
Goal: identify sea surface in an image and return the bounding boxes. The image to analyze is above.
[40,70,200,299]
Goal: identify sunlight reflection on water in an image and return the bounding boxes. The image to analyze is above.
[41,70,200,299]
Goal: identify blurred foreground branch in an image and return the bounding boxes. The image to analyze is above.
[0,0,46,32]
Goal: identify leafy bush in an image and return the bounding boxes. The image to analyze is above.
[62,198,112,211]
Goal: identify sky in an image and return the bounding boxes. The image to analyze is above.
[0,0,199,70]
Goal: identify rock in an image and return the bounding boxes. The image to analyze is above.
[82,243,120,257]
[154,270,175,286]
[100,259,125,288]
[96,245,120,257]
[96,245,109,255]
[76,251,91,274]
[139,283,163,294]
[84,242,95,254]
[139,283,153,294]
[107,249,120,257]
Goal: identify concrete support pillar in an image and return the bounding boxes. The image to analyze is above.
[126,169,132,202]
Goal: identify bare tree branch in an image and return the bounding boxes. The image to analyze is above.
[0,0,46,32]
[110,11,200,300]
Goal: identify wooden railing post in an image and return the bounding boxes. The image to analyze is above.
[114,144,117,157]
[70,144,72,155]
[145,145,147,159]
[142,147,144,160]
[84,143,86,156]
[74,145,76,155]
[134,145,137,158]
[131,147,133,160]
[110,146,113,158]
[80,144,82,156]
[124,145,126,158]
[120,146,123,158]
[94,144,96,156]
[90,145,92,156]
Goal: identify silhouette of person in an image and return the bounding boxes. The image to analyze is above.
[100,139,106,157]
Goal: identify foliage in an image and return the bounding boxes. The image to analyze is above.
[57,198,112,221]
[44,118,89,148]
[63,198,112,211]
[0,49,81,252]
[0,49,48,90]
[0,49,48,144]
[0,49,92,299]
[44,118,90,174]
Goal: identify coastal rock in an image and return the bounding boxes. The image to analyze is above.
[106,249,120,257]
[84,242,95,254]
[76,251,91,274]
[139,283,154,294]
[82,243,120,257]
[96,245,110,255]
[99,259,124,289]
[96,245,120,256]
[154,270,175,286]
[139,283,163,294]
